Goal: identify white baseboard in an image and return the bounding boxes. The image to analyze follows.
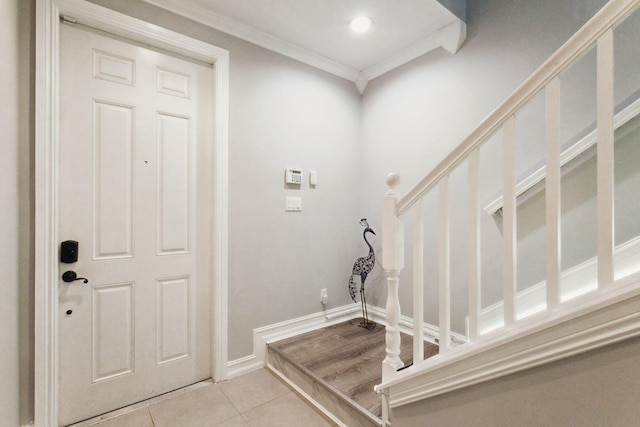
[367,305,467,346]
[226,302,466,378]
[226,355,263,379]
[227,304,361,377]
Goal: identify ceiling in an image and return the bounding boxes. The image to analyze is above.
[141,0,467,93]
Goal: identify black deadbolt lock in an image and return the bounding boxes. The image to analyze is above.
[60,240,79,264]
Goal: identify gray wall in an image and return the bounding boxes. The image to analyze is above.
[1,0,33,425]
[437,0,467,22]
[393,336,640,426]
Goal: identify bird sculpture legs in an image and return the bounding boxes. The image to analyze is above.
[359,285,375,330]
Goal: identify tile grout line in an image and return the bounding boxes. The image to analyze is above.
[217,383,257,422]
[149,406,157,427]
[265,364,347,427]
[67,380,214,427]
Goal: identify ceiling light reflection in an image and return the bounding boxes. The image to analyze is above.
[349,16,372,33]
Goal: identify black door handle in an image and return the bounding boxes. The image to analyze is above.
[62,271,89,284]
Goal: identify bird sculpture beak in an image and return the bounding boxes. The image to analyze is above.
[369,229,376,235]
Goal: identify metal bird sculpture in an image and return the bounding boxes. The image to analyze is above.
[349,218,376,330]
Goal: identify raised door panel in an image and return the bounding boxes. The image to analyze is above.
[92,283,135,382]
[93,101,135,259]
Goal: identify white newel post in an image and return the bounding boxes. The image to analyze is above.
[382,173,405,382]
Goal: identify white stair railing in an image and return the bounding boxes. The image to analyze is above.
[376,0,640,422]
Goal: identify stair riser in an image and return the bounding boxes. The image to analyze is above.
[268,347,381,427]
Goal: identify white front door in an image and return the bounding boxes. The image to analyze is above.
[58,23,213,425]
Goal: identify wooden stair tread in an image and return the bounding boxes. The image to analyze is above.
[268,318,438,423]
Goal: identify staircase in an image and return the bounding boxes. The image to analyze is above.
[266,318,438,427]
[264,2,640,425]
[374,0,640,425]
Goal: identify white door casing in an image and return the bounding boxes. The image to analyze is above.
[35,1,229,425]
[57,23,212,425]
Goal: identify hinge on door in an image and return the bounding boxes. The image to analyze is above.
[60,15,77,26]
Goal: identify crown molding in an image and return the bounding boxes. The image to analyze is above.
[140,0,466,94]
[140,0,360,82]
[438,19,467,54]
[355,72,368,95]
[363,20,466,81]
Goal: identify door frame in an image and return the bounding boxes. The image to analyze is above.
[34,0,229,425]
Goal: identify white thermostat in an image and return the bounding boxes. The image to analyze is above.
[285,168,303,185]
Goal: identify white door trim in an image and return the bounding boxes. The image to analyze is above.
[34,1,229,425]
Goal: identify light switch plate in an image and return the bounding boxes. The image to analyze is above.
[286,197,302,212]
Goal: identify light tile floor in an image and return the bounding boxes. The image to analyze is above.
[85,369,334,427]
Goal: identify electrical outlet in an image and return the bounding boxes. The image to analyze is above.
[320,288,328,305]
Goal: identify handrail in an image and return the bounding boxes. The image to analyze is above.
[396,0,640,216]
